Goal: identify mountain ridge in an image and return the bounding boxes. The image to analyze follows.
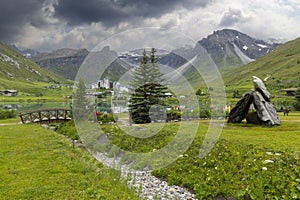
[28,29,281,81]
[222,36,300,89]
[160,29,281,69]
[30,48,89,80]
[0,42,70,92]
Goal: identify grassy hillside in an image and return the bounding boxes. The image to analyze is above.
[0,42,72,96]
[223,37,300,89]
[0,123,138,199]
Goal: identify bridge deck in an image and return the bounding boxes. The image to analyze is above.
[18,108,72,124]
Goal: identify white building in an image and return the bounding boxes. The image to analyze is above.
[88,83,98,89]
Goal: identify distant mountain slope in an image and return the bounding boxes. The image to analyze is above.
[0,42,69,91]
[160,29,280,69]
[31,48,89,80]
[30,29,281,85]
[10,44,40,58]
[222,37,300,88]
[31,46,135,82]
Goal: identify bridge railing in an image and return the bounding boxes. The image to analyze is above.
[18,108,72,124]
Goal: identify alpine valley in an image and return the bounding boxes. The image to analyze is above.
[3,29,300,94]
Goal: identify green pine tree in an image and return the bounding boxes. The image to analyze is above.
[294,85,300,111]
[129,48,167,124]
[72,78,91,121]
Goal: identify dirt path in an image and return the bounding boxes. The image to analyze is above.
[0,123,20,126]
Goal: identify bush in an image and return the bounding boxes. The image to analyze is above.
[294,84,300,111]
[199,108,211,118]
[166,110,182,121]
[55,120,79,140]
[196,88,203,96]
[0,110,17,119]
[96,112,117,124]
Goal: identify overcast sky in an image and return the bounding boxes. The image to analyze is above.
[1,0,300,52]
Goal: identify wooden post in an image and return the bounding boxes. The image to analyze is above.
[19,113,25,124]
[56,109,58,120]
[29,113,33,123]
[38,111,42,123]
[47,110,51,123]
[64,109,67,120]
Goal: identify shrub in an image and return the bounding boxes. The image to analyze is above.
[55,120,79,140]
[196,88,203,96]
[294,84,300,111]
[96,112,117,124]
[0,110,17,119]
[166,110,182,121]
[199,108,211,118]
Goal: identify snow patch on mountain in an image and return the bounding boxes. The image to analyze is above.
[257,44,268,48]
[242,45,249,51]
[233,43,255,64]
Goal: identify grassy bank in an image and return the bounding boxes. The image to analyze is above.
[90,112,300,199]
[0,124,138,200]
[152,113,300,199]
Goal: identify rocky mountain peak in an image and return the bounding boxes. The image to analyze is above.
[198,29,281,67]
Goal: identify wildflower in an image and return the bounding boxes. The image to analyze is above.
[264,159,274,164]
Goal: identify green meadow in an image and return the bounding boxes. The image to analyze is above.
[152,113,300,199]
[96,112,300,199]
[0,123,138,200]
[1,91,299,200]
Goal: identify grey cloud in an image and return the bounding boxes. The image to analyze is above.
[0,0,54,42]
[219,8,246,27]
[0,0,212,47]
[54,0,212,27]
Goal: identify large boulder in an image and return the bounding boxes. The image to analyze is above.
[228,76,281,127]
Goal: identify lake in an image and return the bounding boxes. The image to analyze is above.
[0,102,71,113]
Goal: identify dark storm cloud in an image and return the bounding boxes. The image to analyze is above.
[0,0,46,42]
[54,0,212,27]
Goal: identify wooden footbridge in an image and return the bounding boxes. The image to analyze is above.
[18,108,72,124]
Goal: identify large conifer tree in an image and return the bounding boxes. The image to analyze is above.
[129,48,167,124]
[72,78,90,120]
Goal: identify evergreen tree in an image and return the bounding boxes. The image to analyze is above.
[294,84,300,111]
[129,48,167,124]
[72,78,90,121]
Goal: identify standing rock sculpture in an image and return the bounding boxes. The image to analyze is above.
[227,76,281,127]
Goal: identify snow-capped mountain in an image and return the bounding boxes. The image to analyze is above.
[118,49,170,66]
[199,29,280,67]
[159,29,281,69]
[28,29,281,82]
